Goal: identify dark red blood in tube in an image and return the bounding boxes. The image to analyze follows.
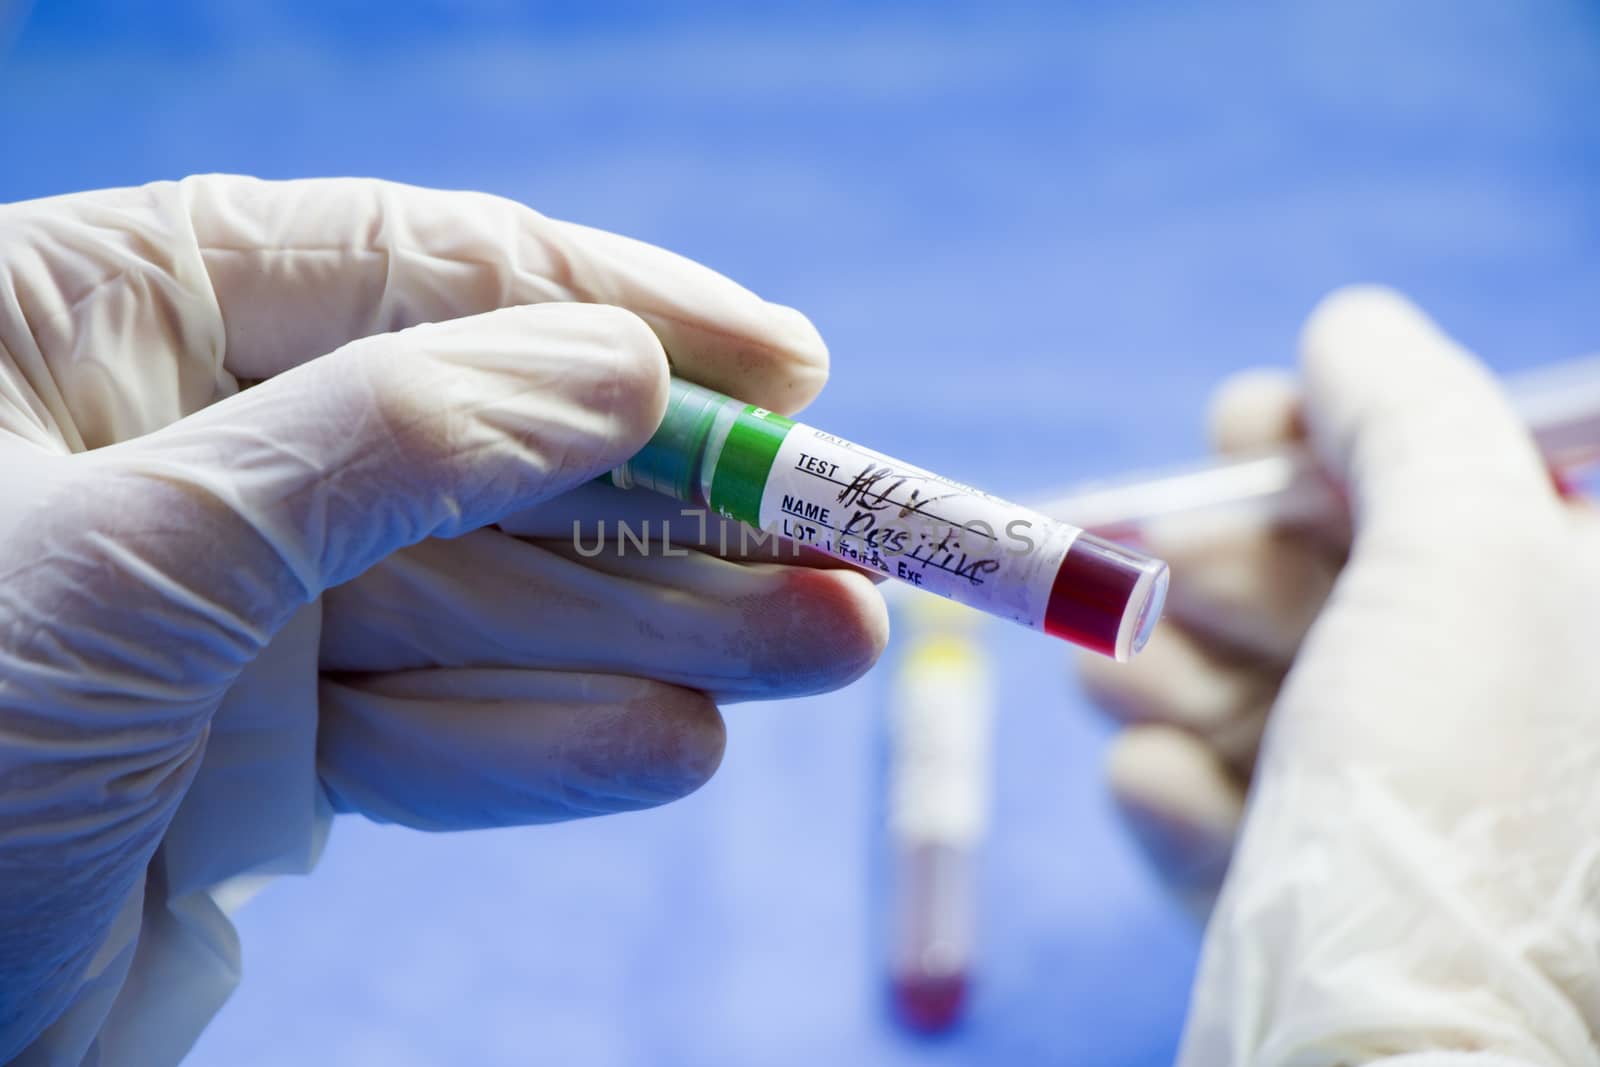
[1043,536,1144,656]
[892,973,968,1033]
[1553,466,1583,499]
[889,841,973,1034]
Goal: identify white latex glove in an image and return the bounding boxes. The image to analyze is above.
[1079,287,1600,1065]
[0,176,888,1065]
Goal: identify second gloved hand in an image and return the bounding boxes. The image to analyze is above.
[1080,288,1600,1065]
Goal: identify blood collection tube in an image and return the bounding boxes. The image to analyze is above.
[884,595,992,1033]
[609,378,1169,660]
[1036,353,1600,539]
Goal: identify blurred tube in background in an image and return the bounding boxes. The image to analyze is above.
[1035,353,1600,541]
[884,595,993,1033]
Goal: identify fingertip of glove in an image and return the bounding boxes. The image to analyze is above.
[1295,285,1551,516]
[757,302,830,414]
[1106,725,1217,799]
[580,303,673,454]
[560,684,728,814]
[1298,284,1469,398]
[625,685,728,803]
[1304,282,1414,323]
[1206,368,1302,455]
[493,302,672,461]
[764,302,828,358]
[742,565,889,696]
[1104,726,1242,889]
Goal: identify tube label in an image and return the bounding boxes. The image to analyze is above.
[754,423,1078,629]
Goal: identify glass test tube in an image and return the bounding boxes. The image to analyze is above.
[1035,353,1600,539]
[609,378,1170,660]
[884,595,991,1033]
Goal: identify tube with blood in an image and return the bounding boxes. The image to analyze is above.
[883,595,992,1032]
[609,378,1169,660]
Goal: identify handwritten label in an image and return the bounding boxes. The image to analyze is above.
[758,427,1077,627]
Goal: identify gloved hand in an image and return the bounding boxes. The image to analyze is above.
[1078,287,1600,1066]
[0,176,888,1065]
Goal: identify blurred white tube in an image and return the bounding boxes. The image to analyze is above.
[1035,354,1600,539]
[885,596,992,1033]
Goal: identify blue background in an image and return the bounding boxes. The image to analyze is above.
[3,2,1598,1064]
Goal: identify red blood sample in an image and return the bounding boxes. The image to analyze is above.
[892,972,968,1033]
[889,841,973,1035]
[1044,534,1158,658]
